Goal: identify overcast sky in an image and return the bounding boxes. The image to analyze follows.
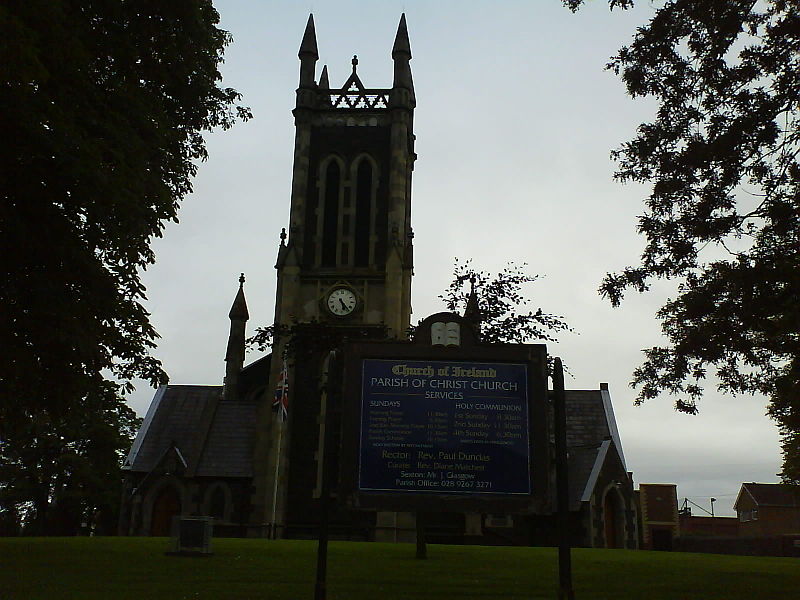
[126,0,783,517]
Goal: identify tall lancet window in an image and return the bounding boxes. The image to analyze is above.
[354,159,374,267]
[321,160,341,267]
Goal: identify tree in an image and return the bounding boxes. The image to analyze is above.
[439,259,572,344]
[250,260,571,355]
[0,383,141,535]
[0,1,250,532]
[566,1,800,481]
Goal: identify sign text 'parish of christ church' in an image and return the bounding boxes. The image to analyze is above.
[340,339,548,514]
[358,359,531,495]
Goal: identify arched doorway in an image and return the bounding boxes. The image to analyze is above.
[603,488,625,548]
[206,484,228,521]
[151,486,181,536]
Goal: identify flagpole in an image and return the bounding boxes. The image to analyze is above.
[270,357,288,540]
[270,418,283,539]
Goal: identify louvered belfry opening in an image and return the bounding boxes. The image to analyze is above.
[354,159,373,267]
[321,160,341,267]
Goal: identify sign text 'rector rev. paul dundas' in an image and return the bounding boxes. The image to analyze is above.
[358,359,531,495]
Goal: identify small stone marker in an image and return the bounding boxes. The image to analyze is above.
[166,516,213,556]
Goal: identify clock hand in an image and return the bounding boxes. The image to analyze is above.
[339,298,348,310]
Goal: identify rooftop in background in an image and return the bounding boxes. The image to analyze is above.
[737,483,800,508]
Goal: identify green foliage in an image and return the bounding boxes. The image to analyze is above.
[0,0,250,532]
[2,537,800,599]
[569,2,799,481]
[0,383,141,535]
[563,0,632,10]
[440,259,572,344]
[249,321,390,357]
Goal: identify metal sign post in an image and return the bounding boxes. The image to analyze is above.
[314,351,339,600]
[415,511,427,559]
[334,330,551,595]
[553,357,574,600]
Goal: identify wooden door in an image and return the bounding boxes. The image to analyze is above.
[604,490,620,548]
[151,487,180,536]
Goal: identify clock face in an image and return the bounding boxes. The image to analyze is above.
[326,287,357,316]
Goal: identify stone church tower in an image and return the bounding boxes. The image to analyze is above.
[122,15,638,547]
[249,14,416,537]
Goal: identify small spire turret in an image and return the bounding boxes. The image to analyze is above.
[298,14,318,88]
[228,273,249,320]
[391,14,414,103]
[392,14,412,59]
[463,273,481,338]
[299,14,319,58]
[224,273,249,400]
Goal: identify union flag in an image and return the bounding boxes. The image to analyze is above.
[273,358,289,421]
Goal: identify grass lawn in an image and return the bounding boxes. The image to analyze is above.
[1,537,798,599]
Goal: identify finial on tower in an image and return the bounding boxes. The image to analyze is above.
[463,273,481,335]
[229,273,249,321]
[299,14,318,59]
[298,14,318,89]
[224,273,248,400]
[392,14,414,99]
[280,227,287,245]
[352,55,359,73]
[392,13,412,59]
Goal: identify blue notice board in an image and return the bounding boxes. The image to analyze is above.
[358,359,531,495]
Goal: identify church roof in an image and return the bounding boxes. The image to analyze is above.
[564,388,626,510]
[125,354,271,478]
[126,384,261,478]
[195,400,259,477]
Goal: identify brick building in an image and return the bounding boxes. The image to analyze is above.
[734,483,800,537]
[637,483,680,550]
[678,514,739,538]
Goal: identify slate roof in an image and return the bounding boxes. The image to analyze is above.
[566,390,611,447]
[238,355,271,397]
[196,400,258,477]
[126,353,271,480]
[126,384,259,478]
[563,389,625,510]
[739,483,800,508]
[127,385,219,472]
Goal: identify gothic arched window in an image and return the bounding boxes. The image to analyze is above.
[209,486,226,520]
[321,160,341,267]
[354,160,373,267]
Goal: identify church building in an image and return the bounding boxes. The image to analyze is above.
[119,15,637,549]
